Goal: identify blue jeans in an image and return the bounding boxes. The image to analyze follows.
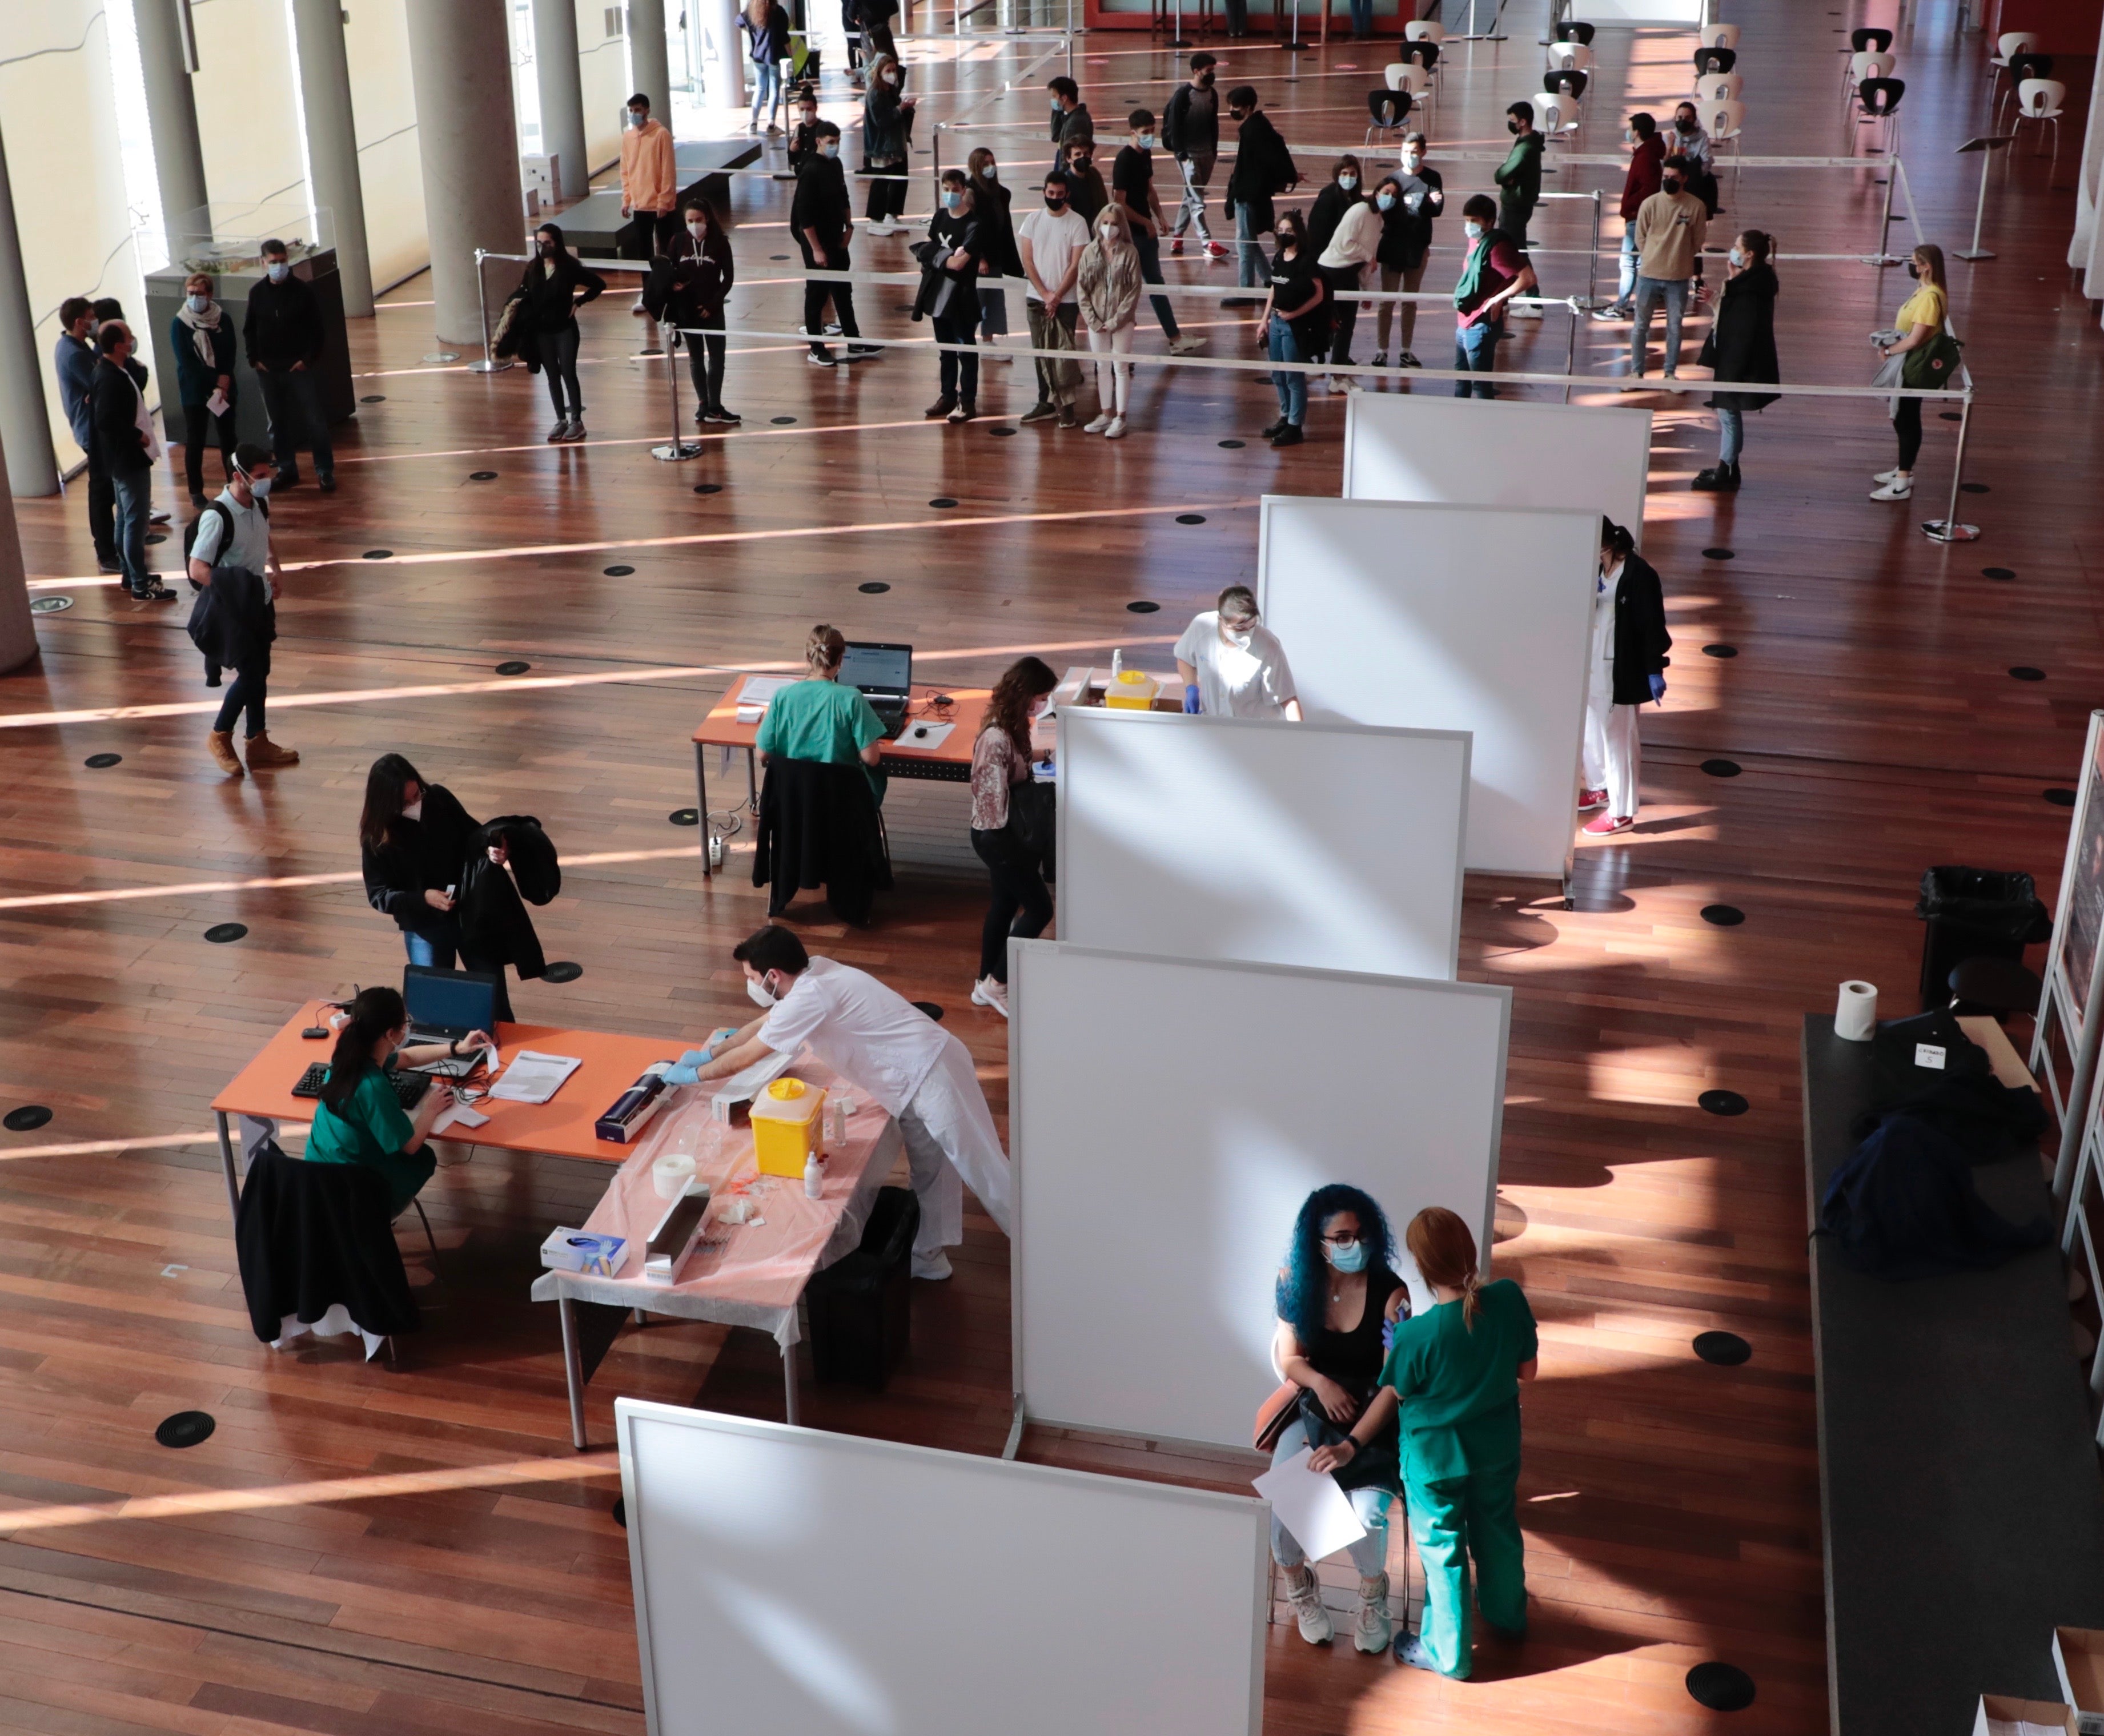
[110,467,152,592]
[1632,276,1688,375]
[1617,227,1640,305]
[1453,321,1501,397]
[254,365,333,480]
[749,59,780,124]
[1270,1417,1392,1576]
[1131,228,1180,339]
[211,668,266,737]
[1268,319,1307,424]
[1716,403,1743,465]
[404,925,460,969]
[1348,0,1374,34]
[1235,207,1269,289]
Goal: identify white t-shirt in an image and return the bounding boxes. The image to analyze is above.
[1587,560,1620,709]
[1173,610,1299,718]
[1015,204,1090,305]
[189,489,270,573]
[758,955,953,1116]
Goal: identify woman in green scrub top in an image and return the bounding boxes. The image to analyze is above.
[1309,1205,1537,1678]
[755,624,888,792]
[308,986,486,1215]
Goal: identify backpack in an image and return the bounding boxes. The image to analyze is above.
[181,496,268,592]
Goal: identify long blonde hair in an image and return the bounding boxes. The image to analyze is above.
[1091,202,1133,248]
[1406,1206,1484,1328]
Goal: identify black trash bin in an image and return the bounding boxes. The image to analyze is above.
[805,1186,918,1391]
[1913,866,2051,1012]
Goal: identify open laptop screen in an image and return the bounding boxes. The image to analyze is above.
[838,642,912,699]
[403,966,497,1036]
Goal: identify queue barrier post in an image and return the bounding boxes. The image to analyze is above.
[468,248,512,375]
[1922,387,1979,544]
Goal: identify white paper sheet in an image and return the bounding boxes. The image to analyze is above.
[894,719,955,751]
[1251,1445,1366,1564]
[432,1102,490,1136]
[488,1050,582,1104]
[205,388,230,418]
[737,675,792,707]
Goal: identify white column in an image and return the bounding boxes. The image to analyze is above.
[132,0,212,251]
[702,0,746,110]
[533,0,590,201]
[0,126,57,499]
[291,0,374,315]
[2070,6,2104,304]
[405,0,527,345]
[629,0,673,111]
[0,435,34,674]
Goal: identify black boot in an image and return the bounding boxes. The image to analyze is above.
[1691,466,1725,492]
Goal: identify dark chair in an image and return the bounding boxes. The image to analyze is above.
[1693,44,1737,74]
[753,756,893,927]
[235,1143,420,1359]
[1403,38,1439,70]
[1850,26,1892,52]
[1553,18,1593,42]
[805,1186,920,1390]
[1366,87,1412,148]
[1858,75,1905,119]
[1543,69,1588,101]
[1948,956,2045,1023]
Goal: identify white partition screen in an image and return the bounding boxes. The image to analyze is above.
[1011,943,1510,1451]
[1342,395,1653,537]
[618,1399,1267,1736]
[1579,0,1704,22]
[1258,496,1596,879]
[1057,708,1468,981]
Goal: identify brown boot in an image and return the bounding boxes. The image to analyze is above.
[243,732,300,770]
[207,730,244,777]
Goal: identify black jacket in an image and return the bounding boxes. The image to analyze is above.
[186,564,275,676]
[1163,81,1219,155]
[1608,551,1673,708]
[792,156,853,253]
[456,815,561,982]
[975,180,1022,277]
[1226,110,1296,233]
[754,757,892,927]
[1306,181,1358,259]
[90,357,152,476]
[235,1144,420,1345]
[243,272,326,369]
[1376,167,1443,271]
[362,783,482,932]
[656,226,736,327]
[1051,101,1093,151]
[1703,263,1780,413]
[515,251,607,335]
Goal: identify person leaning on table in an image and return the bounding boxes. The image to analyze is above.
[1174,585,1302,718]
[308,986,489,1216]
[1309,1205,1537,1679]
[673,925,1015,1281]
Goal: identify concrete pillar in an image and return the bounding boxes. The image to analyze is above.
[628,0,673,115]
[0,435,34,674]
[132,0,212,254]
[532,0,589,201]
[0,127,58,500]
[404,0,526,347]
[291,0,374,316]
[701,0,746,111]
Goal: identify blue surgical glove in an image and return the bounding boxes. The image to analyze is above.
[678,1048,713,1068]
[1648,673,1668,704]
[1183,684,1202,714]
[664,1064,700,1086]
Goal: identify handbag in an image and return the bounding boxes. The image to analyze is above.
[1007,778,1055,878]
[1901,329,1963,390]
[1253,1380,1302,1452]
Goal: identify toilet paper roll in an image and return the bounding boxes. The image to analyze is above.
[652,1150,697,1200]
[1836,980,1878,1042]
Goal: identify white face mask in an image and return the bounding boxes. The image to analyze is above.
[746,973,779,1008]
[401,797,424,822]
[249,475,272,498]
[1401,154,1422,172]
[687,221,706,236]
[1337,174,1356,191]
[1464,220,1483,240]
[1729,246,1746,267]
[187,293,210,313]
[820,139,838,158]
[266,262,290,284]
[1135,133,1156,151]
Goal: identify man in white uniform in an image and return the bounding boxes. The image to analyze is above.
[1173,584,1302,718]
[686,926,1013,1280]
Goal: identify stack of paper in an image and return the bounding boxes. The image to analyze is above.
[488,1051,583,1104]
[735,675,792,724]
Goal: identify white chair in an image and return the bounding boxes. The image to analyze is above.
[1699,22,1738,49]
[1403,18,1444,41]
[2013,78,2066,168]
[1384,62,1431,101]
[1695,72,1742,103]
[1845,50,1894,114]
[1531,90,1580,147]
[1705,97,1745,183]
[1986,30,2037,105]
[1547,40,1594,74]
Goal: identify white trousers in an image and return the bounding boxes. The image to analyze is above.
[897,1036,1014,1258]
[1087,324,1134,414]
[1582,696,1643,820]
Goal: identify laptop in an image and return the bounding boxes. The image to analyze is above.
[401,965,500,1075]
[839,641,913,740]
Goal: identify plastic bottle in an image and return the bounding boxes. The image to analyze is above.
[1110,647,1124,680]
[804,1150,824,1199]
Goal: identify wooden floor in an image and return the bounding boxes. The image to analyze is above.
[2,0,2100,1729]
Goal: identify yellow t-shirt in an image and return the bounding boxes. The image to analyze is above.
[1896,284,1946,335]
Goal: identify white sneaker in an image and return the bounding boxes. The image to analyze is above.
[1511,302,1545,319]
[1354,1574,1392,1654]
[970,975,1010,1018]
[1103,416,1127,439]
[1169,334,1207,355]
[1872,467,1904,484]
[1284,1569,1333,1645]
[1084,412,1112,433]
[1869,478,1913,501]
[911,1251,954,1280]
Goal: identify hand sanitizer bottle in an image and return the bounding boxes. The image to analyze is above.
[804,1150,824,1199]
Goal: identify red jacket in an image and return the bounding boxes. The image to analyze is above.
[1619,134,1665,222]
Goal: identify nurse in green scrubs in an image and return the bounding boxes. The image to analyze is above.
[1308,1204,1537,1678]
[308,985,485,1215]
[756,624,888,794]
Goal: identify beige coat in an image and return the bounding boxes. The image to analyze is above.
[1077,238,1143,331]
[1633,188,1708,282]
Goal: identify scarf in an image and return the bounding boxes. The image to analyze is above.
[1452,234,1491,310]
[174,297,222,368]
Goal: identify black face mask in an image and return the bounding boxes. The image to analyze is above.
[1907,262,1920,279]
[1676,117,1696,132]
[1507,119,1523,134]
[1046,195,1067,210]
[1199,72,1214,86]
[1662,178,1681,194]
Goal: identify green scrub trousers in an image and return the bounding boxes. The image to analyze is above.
[1401,1400,1526,1677]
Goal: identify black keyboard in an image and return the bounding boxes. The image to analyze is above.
[292,1063,431,1111]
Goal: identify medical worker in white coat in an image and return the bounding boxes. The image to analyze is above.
[682,923,1012,1280]
[1174,584,1303,718]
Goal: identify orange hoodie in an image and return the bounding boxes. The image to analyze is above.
[621,119,677,213]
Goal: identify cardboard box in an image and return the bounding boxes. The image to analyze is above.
[2054,1628,2104,1735]
[1976,1695,2079,1736]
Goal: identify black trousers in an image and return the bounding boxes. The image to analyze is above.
[866,167,908,222]
[619,209,676,259]
[801,241,860,345]
[1320,264,1363,362]
[84,445,116,561]
[181,400,236,499]
[973,825,1052,982]
[686,329,727,410]
[1893,396,1922,471]
[932,308,977,403]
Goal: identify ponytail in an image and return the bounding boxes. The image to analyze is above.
[1459,1269,1484,1328]
[320,986,407,1112]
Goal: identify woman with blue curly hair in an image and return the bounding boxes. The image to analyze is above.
[1268,1183,1411,1654]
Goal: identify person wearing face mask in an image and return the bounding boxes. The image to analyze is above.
[1579,517,1669,835]
[1309,1207,1537,1679]
[1306,155,1363,263]
[170,273,237,509]
[1451,195,1535,398]
[243,242,334,492]
[1492,103,1544,280]
[1370,139,1442,369]
[788,90,824,169]
[741,0,792,136]
[1595,113,1665,323]
[1671,102,1719,217]
[1163,54,1227,259]
[1628,154,1707,381]
[1078,203,1144,437]
[515,224,607,442]
[54,298,121,573]
[308,987,486,1217]
[1017,172,1090,427]
[861,55,915,236]
[618,94,678,267]
[967,656,1059,1018]
[1046,76,1092,170]
[187,444,298,774]
[1113,110,1206,353]
[689,925,1015,1281]
[1258,212,1327,445]
[1223,87,1299,301]
[1062,139,1109,225]
[920,170,987,421]
[793,122,881,366]
[1175,585,1302,717]
[1693,229,1778,492]
[89,322,170,601]
[1315,166,1380,384]
[1267,1185,1411,1653]
[666,202,740,425]
[966,149,1021,354]
[359,754,485,972]
[1870,244,1953,503]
